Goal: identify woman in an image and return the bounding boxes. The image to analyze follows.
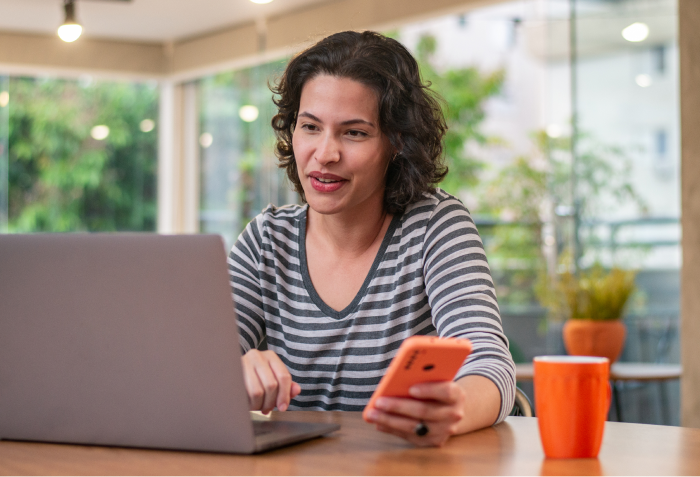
[228,30,515,447]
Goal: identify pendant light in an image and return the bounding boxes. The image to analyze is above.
[58,0,83,43]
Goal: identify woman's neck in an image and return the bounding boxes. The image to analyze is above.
[306,197,392,258]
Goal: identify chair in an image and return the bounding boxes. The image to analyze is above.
[511,387,534,417]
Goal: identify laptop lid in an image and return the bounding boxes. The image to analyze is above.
[0,234,335,454]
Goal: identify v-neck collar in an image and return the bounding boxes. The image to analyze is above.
[297,206,401,320]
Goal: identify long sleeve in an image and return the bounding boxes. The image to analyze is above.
[228,216,266,353]
[422,194,516,423]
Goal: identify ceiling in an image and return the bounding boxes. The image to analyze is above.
[0,0,333,43]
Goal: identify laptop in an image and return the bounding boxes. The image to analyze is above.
[0,233,339,453]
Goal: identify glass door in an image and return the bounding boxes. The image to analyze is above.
[571,0,680,424]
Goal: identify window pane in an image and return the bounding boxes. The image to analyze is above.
[573,0,680,424]
[394,0,679,424]
[5,76,158,232]
[0,75,8,233]
[199,61,297,250]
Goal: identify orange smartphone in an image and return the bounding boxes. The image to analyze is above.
[362,335,472,420]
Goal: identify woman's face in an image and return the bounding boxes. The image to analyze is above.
[292,74,394,217]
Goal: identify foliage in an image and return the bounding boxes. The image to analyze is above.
[413,34,504,195]
[482,130,645,306]
[7,77,158,232]
[538,264,637,321]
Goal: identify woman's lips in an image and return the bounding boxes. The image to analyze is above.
[308,172,347,193]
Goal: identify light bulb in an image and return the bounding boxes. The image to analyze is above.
[239,105,259,122]
[200,133,214,148]
[0,91,8,108]
[622,22,649,42]
[140,119,155,132]
[91,125,110,141]
[58,23,82,42]
[58,0,83,43]
[635,74,652,87]
[250,0,274,4]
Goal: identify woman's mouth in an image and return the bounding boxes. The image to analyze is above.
[309,173,347,193]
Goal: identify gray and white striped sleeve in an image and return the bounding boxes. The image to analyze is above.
[422,195,516,424]
[228,215,266,353]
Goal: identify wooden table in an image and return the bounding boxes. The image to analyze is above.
[2,411,700,475]
[515,362,682,423]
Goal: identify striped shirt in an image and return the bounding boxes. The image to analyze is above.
[228,189,515,423]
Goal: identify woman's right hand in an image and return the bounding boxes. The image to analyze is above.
[241,349,301,413]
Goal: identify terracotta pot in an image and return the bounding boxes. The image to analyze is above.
[562,319,627,364]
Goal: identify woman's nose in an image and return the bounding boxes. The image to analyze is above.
[315,135,340,165]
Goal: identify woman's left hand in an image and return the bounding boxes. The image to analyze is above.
[363,381,466,447]
[363,375,501,447]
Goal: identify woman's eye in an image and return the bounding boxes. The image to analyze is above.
[347,130,368,138]
[301,123,318,131]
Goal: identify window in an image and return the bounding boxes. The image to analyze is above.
[0,75,8,232]
[1,76,158,232]
[198,61,297,249]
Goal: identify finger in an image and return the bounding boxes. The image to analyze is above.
[266,352,294,411]
[409,381,462,404]
[291,382,302,398]
[375,396,463,424]
[367,407,456,445]
[365,408,421,435]
[252,357,280,414]
[242,351,265,411]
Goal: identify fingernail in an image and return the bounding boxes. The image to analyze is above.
[409,386,421,397]
[278,402,287,412]
[375,398,389,410]
[367,410,379,421]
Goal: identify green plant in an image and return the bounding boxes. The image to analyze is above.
[539,264,637,321]
[412,34,504,196]
[482,130,646,307]
[7,76,158,232]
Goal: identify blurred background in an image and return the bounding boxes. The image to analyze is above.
[0,0,685,426]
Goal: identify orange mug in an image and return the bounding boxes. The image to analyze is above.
[533,356,611,459]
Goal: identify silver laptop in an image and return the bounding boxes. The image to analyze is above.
[0,234,339,453]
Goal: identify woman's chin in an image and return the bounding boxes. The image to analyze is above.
[306,197,346,216]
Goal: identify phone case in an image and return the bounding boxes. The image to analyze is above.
[362,335,472,420]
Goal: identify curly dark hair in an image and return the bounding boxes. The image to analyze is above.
[271,30,448,215]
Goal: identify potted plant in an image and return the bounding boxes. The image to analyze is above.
[540,265,637,364]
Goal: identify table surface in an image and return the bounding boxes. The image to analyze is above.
[515,362,682,382]
[2,411,700,476]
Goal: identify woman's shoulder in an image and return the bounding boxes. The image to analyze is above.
[257,203,307,223]
[402,188,470,222]
[245,203,306,241]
